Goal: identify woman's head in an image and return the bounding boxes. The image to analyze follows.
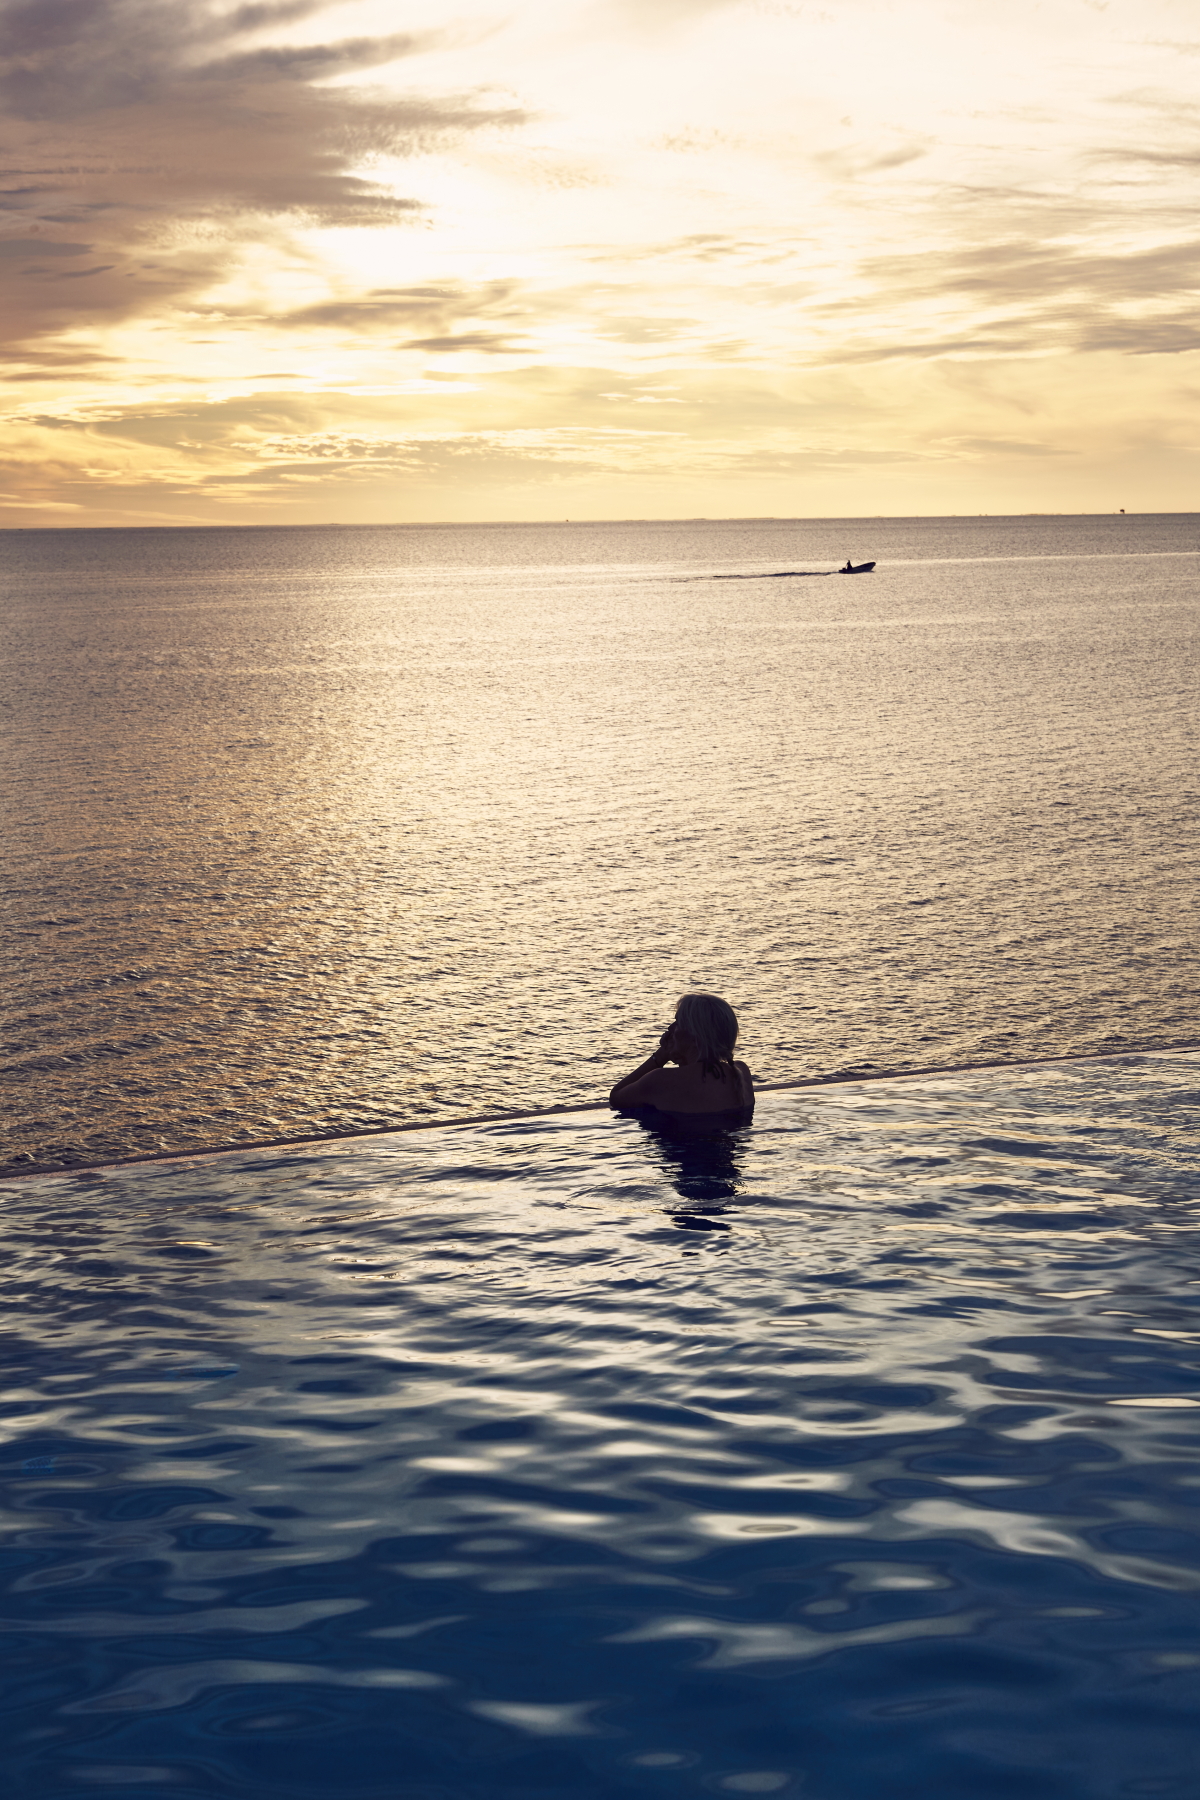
[673,992,739,1076]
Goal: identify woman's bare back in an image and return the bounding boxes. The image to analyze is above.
[641,1059,752,1113]
[612,1058,753,1115]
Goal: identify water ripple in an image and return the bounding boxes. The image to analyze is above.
[0,1054,1198,1794]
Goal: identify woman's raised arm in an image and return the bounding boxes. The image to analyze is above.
[609,1024,675,1107]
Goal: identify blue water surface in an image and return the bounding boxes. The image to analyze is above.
[2,1052,1200,1799]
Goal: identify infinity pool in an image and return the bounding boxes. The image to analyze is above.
[2,1054,1199,1799]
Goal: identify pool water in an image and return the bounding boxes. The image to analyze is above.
[2,1053,1200,1799]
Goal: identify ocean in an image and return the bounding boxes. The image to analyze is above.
[1,514,1196,1172]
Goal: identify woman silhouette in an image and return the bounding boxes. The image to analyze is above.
[609,992,753,1120]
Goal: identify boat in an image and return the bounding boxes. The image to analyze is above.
[838,560,875,574]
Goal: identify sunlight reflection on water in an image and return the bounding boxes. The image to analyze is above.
[2,515,1198,1170]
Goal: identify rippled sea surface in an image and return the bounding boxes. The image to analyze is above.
[2,515,1198,1171]
[2,1053,1199,1798]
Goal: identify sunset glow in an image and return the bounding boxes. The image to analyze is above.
[2,0,1198,523]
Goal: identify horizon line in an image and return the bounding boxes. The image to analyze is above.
[1,510,1192,532]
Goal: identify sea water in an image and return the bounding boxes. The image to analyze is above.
[2,518,1200,1795]
[1,1052,1199,1798]
[2,515,1198,1171]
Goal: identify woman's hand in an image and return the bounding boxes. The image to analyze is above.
[652,1022,678,1066]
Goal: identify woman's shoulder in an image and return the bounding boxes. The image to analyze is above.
[611,1064,676,1108]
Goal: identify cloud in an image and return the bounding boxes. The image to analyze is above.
[176,278,535,351]
[594,232,776,266]
[4,0,1200,521]
[191,33,432,86]
[594,316,699,343]
[271,282,523,335]
[4,330,1197,524]
[807,227,1200,363]
[813,140,929,180]
[400,332,527,353]
[886,235,1200,310]
[0,0,524,361]
[0,235,90,256]
[0,0,426,119]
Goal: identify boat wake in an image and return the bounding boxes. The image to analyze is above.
[694,560,875,581]
[687,569,837,580]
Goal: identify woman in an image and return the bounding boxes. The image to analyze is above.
[609,992,753,1118]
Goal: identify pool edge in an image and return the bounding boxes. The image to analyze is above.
[4,1040,1198,1184]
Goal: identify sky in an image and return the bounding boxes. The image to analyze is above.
[1,0,1198,524]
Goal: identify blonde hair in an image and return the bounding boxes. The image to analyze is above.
[674,992,740,1082]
